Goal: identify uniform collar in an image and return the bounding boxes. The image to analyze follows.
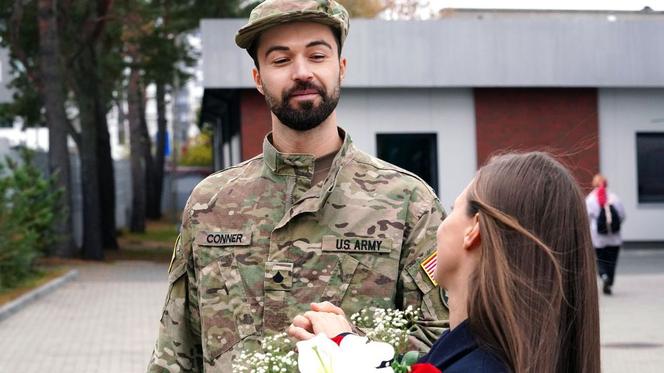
[263,135,315,177]
[304,127,354,201]
[262,127,353,179]
[264,128,356,230]
[328,128,354,179]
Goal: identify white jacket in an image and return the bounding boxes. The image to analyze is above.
[585,189,626,248]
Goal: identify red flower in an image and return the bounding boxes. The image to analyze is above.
[410,363,442,373]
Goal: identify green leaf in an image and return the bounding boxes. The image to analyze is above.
[401,350,421,366]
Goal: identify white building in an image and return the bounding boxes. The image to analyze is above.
[199,9,664,244]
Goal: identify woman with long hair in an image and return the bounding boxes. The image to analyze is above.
[289,152,601,372]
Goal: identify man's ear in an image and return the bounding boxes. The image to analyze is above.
[339,57,347,82]
[463,215,481,251]
[252,67,265,96]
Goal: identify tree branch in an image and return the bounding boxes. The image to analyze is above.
[66,116,82,146]
[8,0,43,90]
[66,0,115,67]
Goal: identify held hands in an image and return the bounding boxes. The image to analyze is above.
[288,301,353,341]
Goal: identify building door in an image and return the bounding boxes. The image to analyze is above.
[376,133,439,194]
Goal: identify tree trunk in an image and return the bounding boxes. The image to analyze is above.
[149,81,167,219]
[38,0,76,257]
[139,84,157,220]
[128,68,146,233]
[116,90,127,145]
[96,95,118,249]
[72,45,104,260]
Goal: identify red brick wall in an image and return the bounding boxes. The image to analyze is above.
[240,90,272,160]
[474,88,599,189]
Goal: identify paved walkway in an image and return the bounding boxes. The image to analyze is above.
[599,249,664,372]
[0,251,663,373]
[0,261,168,373]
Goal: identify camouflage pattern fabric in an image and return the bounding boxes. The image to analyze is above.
[147,130,449,372]
[235,0,350,49]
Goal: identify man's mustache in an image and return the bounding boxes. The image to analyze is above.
[283,82,326,101]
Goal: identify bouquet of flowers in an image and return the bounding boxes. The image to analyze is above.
[233,306,441,373]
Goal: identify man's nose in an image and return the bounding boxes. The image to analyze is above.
[291,56,314,82]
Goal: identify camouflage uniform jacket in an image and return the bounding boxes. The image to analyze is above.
[148,130,449,372]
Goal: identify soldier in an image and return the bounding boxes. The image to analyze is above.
[147,0,448,371]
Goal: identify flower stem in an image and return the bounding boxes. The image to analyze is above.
[312,346,331,373]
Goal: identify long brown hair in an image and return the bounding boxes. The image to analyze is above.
[466,152,600,373]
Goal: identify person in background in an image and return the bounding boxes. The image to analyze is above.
[586,174,626,295]
[291,152,601,373]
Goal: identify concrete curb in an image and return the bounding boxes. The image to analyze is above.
[0,269,79,322]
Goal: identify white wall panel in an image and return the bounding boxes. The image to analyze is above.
[336,88,476,209]
[598,89,664,241]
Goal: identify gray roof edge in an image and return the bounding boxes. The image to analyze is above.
[200,17,664,89]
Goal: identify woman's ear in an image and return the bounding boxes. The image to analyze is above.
[463,215,481,251]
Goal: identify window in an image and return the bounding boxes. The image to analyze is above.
[636,132,664,203]
[376,133,438,194]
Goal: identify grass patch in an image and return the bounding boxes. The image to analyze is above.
[113,219,179,263]
[105,247,173,263]
[0,267,69,306]
[119,220,179,244]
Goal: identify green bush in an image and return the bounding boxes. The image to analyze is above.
[0,148,63,291]
[179,131,213,167]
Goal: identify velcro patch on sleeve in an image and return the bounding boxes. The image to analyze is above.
[420,251,438,286]
[195,231,252,246]
[321,235,392,254]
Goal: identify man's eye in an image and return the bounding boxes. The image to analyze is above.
[311,54,326,60]
[273,58,289,64]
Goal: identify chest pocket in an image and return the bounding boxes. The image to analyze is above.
[319,253,360,304]
[314,235,402,314]
[339,254,401,314]
[198,250,257,363]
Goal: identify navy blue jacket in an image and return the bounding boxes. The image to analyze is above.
[418,320,509,372]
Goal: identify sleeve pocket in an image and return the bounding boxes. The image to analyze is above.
[406,260,435,295]
[168,260,187,284]
[405,261,449,320]
[161,251,187,311]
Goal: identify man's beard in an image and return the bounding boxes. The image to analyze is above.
[264,80,340,132]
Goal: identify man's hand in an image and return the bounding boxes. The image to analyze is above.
[288,302,353,341]
[310,301,345,315]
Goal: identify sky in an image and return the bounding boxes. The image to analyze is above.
[429,0,664,11]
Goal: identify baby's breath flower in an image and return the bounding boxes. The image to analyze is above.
[233,333,298,373]
[348,306,421,355]
[236,307,421,372]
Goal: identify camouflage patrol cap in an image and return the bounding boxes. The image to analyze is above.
[235,0,350,50]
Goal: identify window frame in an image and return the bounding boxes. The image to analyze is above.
[636,131,664,204]
[376,132,439,195]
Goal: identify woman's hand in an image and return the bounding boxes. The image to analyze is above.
[288,301,353,341]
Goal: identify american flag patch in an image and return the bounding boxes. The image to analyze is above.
[420,252,438,286]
